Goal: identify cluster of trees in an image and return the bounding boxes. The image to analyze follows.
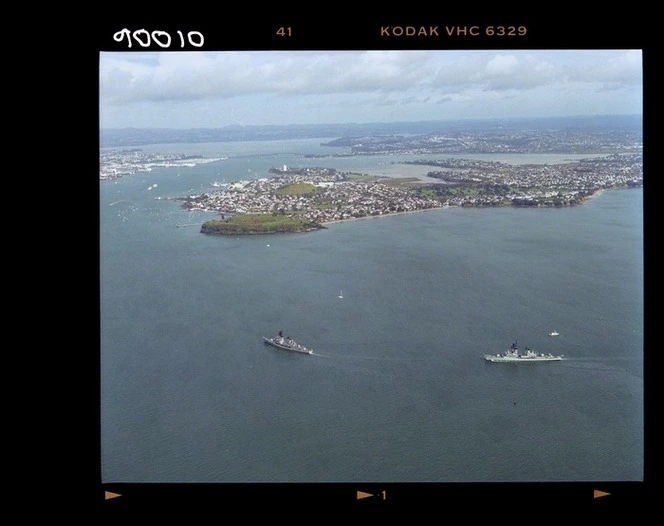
[201,214,322,235]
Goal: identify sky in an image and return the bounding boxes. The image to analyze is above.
[99,50,642,129]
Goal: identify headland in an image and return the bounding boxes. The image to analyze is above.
[175,154,642,235]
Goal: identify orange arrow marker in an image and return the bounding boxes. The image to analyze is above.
[593,490,610,499]
[357,491,374,500]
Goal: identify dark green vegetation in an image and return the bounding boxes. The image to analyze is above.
[201,214,323,235]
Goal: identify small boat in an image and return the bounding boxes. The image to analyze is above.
[548,330,559,336]
[484,341,563,363]
[338,289,343,299]
[263,331,313,355]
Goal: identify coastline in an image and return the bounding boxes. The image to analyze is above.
[585,188,605,201]
[188,183,638,235]
[319,187,613,226]
[208,187,622,233]
[201,226,324,235]
[320,205,449,226]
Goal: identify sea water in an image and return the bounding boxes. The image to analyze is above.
[100,139,643,482]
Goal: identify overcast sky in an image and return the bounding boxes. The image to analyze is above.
[99,50,642,129]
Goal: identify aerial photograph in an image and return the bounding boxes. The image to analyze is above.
[99,48,643,505]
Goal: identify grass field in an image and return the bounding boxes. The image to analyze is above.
[274,183,318,195]
[201,213,321,234]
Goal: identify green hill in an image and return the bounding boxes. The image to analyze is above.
[201,214,323,235]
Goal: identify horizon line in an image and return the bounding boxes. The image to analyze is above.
[101,113,643,131]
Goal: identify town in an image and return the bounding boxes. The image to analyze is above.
[100,149,223,180]
[179,167,444,223]
[406,153,643,207]
[178,153,642,225]
[316,122,642,156]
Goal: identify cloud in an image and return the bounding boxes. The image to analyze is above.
[101,51,434,104]
[100,50,643,127]
[101,50,642,105]
[431,53,562,92]
[566,50,642,87]
[485,54,520,76]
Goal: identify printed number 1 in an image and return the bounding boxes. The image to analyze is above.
[276,27,292,37]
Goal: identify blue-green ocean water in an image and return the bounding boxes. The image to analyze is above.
[100,139,643,483]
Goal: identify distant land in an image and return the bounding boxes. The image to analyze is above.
[100,115,642,148]
[180,151,642,235]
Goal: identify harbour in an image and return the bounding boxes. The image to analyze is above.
[100,140,644,484]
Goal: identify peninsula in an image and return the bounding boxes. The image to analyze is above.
[100,148,224,180]
[176,153,642,236]
[201,214,324,235]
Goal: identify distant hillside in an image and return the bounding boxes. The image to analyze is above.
[100,115,642,148]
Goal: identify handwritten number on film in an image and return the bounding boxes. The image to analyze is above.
[114,29,204,48]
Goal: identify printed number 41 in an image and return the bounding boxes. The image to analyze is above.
[276,27,292,37]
